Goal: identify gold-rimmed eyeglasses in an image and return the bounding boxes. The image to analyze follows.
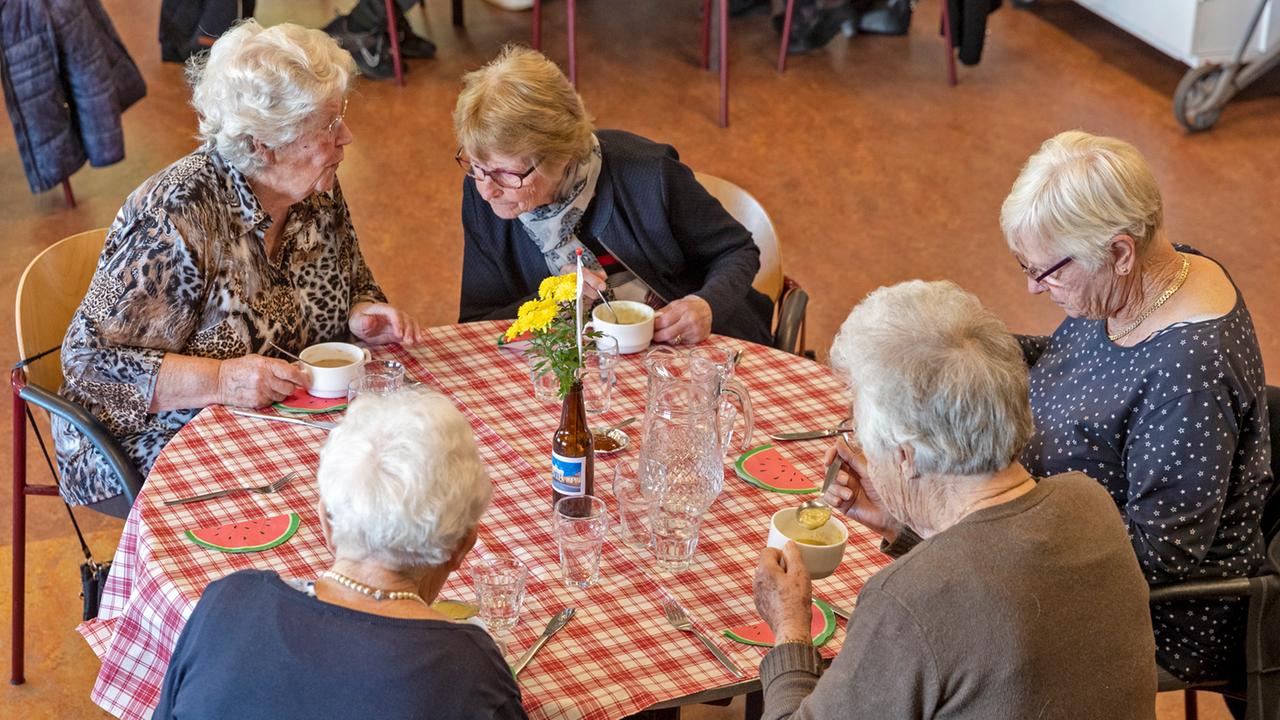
[836,416,859,448]
[325,97,349,136]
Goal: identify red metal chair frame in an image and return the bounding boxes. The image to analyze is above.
[534,0,733,127]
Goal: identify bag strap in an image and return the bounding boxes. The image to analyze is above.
[16,344,96,562]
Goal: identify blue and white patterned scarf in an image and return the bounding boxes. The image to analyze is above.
[518,134,604,275]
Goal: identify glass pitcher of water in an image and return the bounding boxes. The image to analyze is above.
[639,351,753,510]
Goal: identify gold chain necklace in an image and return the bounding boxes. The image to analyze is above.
[319,570,429,606]
[1108,256,1191,342]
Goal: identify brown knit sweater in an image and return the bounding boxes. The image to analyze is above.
[759,473,1157,719]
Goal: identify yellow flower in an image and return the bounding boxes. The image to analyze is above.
[538,273,578,304]
[525,300,559,332]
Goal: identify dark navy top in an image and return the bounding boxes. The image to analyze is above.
[1018,250,1271,683]
[153,570,527,720]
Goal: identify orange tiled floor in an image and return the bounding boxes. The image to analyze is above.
[2,0,1273,717]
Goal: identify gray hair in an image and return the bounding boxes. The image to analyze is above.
[317,390,492,568]
[187,20,356,175]
[830,280,1033,480]
[1000,130,1164,270]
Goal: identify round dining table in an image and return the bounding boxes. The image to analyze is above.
[78,320,891,720]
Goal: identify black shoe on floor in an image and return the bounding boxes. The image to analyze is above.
[398,31,436,59]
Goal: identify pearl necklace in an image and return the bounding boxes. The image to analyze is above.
[1108,256,1191,342]
[319,570,429,606]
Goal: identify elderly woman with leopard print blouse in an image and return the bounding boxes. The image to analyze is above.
[55,21,425,518]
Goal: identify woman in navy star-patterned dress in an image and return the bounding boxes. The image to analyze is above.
[1000,131,1272,689]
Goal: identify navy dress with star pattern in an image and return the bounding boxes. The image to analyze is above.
[1018,248,1271,683]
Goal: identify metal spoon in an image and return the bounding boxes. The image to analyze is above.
[267,340,309,365]
[607,416,637,432]
[796,457,843,530]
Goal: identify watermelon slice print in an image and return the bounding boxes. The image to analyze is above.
[186,513,301,554]
[734,445,818,494]
[722,599,837,648]
[273,388,347,415]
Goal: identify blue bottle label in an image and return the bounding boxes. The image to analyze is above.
[551,450,586,496]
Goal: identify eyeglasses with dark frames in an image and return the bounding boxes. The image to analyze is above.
[1017,256,1073,285]
[455,149,537,190]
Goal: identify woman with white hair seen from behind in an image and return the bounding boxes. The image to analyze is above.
[55,20,425,518]
[1001,131,1271,693]
[751,281,1156,719]
[153,391,526,719]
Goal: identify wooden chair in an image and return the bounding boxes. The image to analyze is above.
[535,0,733,127]
[694,172,810,356]
[11,228,143,685]
[1149,385,1280,720]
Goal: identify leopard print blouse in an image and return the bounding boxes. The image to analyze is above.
[54,148,386,506]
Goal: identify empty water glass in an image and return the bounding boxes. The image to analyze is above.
[651,494,702,573]
[531,366,560,403]
[347,361,405,402]
[612,462,651,550]
[578,350,616,415]
[554,496,609,588]
[473,555,528,652]
[363,359,406,386]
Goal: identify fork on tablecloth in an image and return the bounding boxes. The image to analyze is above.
[660,598,745,678]
[164,471,300,506]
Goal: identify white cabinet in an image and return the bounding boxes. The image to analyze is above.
[1074,0,1278,66]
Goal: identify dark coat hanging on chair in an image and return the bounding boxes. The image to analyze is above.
[946,0,1001,65]
[0,0,146,194]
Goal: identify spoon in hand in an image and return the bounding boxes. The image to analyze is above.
[796,457,844,530]
[267,340,308,365]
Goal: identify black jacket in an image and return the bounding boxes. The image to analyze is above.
[0,0,145,193]
[460,129,774,345]
[947,0,1001,66]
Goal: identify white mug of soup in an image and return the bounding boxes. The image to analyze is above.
[298,342,371,398]
[766,508,848,580]
[589,301,655,355]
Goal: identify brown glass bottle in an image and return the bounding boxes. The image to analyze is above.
[551,380,595,510]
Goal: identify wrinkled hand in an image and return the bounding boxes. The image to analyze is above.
[348,302,426,346]
[753,542,814,645]
[558,264,608,300]
[217,355,306,408]
[653,296,712,345]
[823,437,902,541]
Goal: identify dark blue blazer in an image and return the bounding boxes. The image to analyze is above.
[0,0,146,193]
[460,129,774,345]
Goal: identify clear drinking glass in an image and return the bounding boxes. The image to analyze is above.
[347,361,405,403]
[612,462,652,550]
[651,491,703,573]
[554,495,609,588]
[578,350,616,415]
[531,366,560,403]
[472,555,528,652]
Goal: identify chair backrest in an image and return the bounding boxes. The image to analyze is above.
[15,229,108,391]
[1263,385,1280,545]
[694,172,784,303]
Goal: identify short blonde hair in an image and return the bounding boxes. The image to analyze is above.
[453,45,594,168]
[1000,131,1164,269]
[188,20,356,175]
[317,390,492,569]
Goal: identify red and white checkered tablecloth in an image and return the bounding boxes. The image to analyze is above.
[77,321,892,720]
